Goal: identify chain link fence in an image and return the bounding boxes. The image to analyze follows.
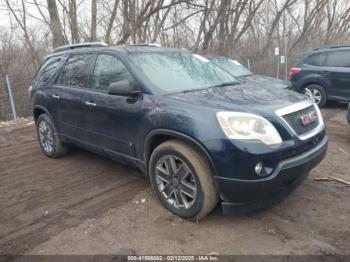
[0,74,33,121]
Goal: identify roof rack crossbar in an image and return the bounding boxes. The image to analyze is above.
[53,42,108,53]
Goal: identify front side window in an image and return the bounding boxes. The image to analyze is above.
[92,54,133,92]
[58,54,92,88]
[36,56,63,83]
[210,58,252,77]
[130,52,239,93]
[325,51,350,67]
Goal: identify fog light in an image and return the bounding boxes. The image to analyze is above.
[255,162,263,175]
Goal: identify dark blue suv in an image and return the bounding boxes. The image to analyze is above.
[290,45,350,107]
[30,43,328,219]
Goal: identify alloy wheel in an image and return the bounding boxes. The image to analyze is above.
[304,88,322,104]
[155,155,197,210]
[38,120,54,153]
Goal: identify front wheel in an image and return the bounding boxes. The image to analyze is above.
[303,84,327,107]
[149,140,218,220]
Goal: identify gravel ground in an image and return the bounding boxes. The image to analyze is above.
[0,104,349,256]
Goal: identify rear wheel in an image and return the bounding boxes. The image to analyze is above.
[36,114,68,158]
[149,140,218,220]
[303,84,327,107]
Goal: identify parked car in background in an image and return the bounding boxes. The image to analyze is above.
[30,43,327,219]
[289,45,350,107]
[207,55,292,89]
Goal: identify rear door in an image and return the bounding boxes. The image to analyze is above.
[323,50,350,101]
[33,55,66,128]
[82,53,144,158]
[53,53,95,141]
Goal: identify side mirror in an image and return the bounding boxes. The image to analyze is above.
[108,80,139,96]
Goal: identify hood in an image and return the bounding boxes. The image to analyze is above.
[166,81,306,118]
[239,74,291,89]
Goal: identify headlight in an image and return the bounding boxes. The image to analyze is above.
[216,112,282,145]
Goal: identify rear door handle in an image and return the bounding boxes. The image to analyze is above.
[322,71,330,75]
[84,101,96,107]
[52,94,60,99]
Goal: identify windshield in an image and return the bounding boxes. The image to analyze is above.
[210,58,252,77]
[130,52,239,93]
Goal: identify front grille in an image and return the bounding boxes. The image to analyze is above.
[282,105,319,136]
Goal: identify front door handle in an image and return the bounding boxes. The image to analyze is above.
[52,94,60,99]
[322,71,330,75]
[84,101,96,107]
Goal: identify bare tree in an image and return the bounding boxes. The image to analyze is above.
[2,0,40,66]
[90,0,97,41]
[67,0,80,43]
[104,0,120,44]
[47,0,65,47]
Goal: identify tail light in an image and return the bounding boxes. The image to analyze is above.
[289,67,301,79]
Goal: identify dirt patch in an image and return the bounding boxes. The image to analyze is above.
[0,105,349,255]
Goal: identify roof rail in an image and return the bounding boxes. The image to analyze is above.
[53,42,108,53]
[313,44,350,51]
[126,43,161,47]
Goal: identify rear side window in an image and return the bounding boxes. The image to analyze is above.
[58,54,93,88]
[36,56,62,83]
[92,54,133,92]
[304,53,325,66]
[325,51,350,67]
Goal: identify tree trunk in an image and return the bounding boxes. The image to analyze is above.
[105,0,120,44]
[69,0,80,43]
[46,0,65,48]
[90,0,97,41]
[118,0,131,44]
[202,0,227,53]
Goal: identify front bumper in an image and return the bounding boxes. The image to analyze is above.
[215,135,328,214]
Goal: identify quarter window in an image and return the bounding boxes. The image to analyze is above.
[325,51,350,67]
[92,54,133,92]
[36,56,62,83]
[58,54,92,88]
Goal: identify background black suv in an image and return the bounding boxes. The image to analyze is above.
[290,45,350,107]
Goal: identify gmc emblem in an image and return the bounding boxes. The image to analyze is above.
[300,111,317,126]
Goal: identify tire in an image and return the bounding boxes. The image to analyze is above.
[149,140,218,220]
[36,113,68,158]
[303,84,327,107]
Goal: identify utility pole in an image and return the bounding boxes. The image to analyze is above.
[284,33,289,80]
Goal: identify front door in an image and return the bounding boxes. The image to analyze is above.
[83,53,144,158]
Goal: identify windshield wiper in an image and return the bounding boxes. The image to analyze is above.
[209,81,239,88]
[167,81,240,95]
[181,87,208,93]
[166,87,208,95]
[182,82,238,93]
[239,73,253,77]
